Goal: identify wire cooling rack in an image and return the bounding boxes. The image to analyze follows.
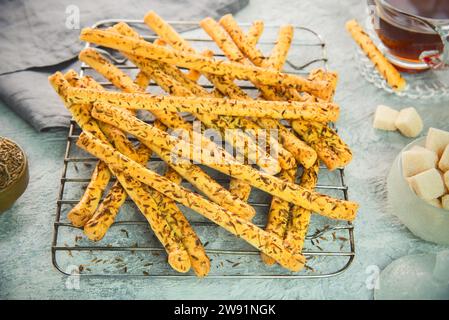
[51,19,355,278]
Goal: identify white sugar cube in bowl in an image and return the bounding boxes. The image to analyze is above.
[387,137,449,245]
[439,145,449,172]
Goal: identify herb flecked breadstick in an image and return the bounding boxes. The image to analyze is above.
[79,28,329,97]
[67,160,110,227]
[153,163,211,277]
[284,161,320,253]
[77,131,305,272]
[219,14,266,66]
[65,87,340,122]
[263,24,294,70]
[150,120,210,276]
[292,120,353,170]
[92,104,358,221]
[260,167,296,265]
[345,19,406,91]
[49,72,191,273]
[200,17,285,101]
[246,20,264,47]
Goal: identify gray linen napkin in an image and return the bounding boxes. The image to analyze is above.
[0,0,249,131]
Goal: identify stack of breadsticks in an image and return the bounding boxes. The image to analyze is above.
[49,11,358,277]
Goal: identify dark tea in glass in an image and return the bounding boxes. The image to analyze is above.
[369,0,449,70]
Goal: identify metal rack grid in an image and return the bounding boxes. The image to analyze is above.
[51,19,355,278]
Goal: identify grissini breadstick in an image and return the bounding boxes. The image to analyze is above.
[49,72,191,273]
[79,28,329,97]
[80,76,152,242]
[148,127,211,277]
[246,20,264,47]
[116,173,191,273]
[92,104,359,221]
[90,103,248,171]
[220,16,335,100]
[144,14,283,104]
[263,24,294,70]
[292,120,353,170]
[81,44,256,202]
[216,16,298,101]
[219,14,266,66]
[67,160,110,227]
[150,120,210,277]
[144,11,196,54]
[284,161,320,253]
[199,18,317,168]
[76,131,305,272]
[134,70,152,89]
[127,17,313,102]
[201,17,248,64]
[65,87,340,122]
[345,19,406,91]
[260,168,295,265]
[86,26,287,173]
[308,68,338,102]
[200,17,284,101]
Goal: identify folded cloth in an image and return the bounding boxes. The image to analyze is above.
[0,0,249,131]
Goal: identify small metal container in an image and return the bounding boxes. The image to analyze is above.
[0,137,29,213]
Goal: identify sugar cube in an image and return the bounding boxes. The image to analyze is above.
[425,127,449,156]
[409,168,446,200]
[401,147,437,177]
[427,198,442,208]
[444,171,449,190]
[438,144,449,172]
[395,107,423,138]
[442,195,449,210]
[373,105,399,131]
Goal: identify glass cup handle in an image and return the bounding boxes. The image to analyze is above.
[420,23,449,70]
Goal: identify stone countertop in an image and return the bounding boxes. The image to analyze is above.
[0,0,448,299]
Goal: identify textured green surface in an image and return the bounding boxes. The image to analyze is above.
[1,0,448,299]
